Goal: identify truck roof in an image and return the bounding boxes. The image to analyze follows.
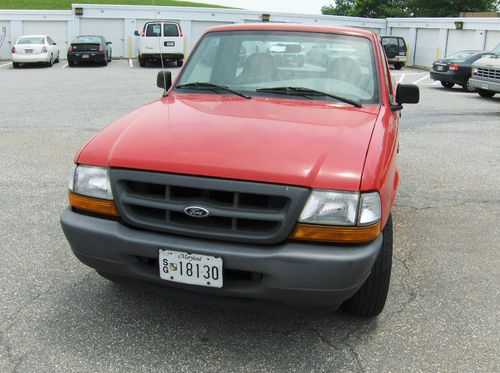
[205,23,377,39]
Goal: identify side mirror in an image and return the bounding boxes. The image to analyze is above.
[392,83,419,111]
[107,41,112,45]
[53,42,57,45]
[157,70,172,91]
[134,30,140,36]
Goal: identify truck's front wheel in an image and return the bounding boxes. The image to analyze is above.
[341,215,393,317]
[477,89,495,98]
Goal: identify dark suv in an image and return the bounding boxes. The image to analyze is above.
[381,36,407,70]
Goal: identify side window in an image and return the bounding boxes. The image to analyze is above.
[380,42,396,104]
[164,24,179,37]
[47,37,52,44]
[146,23,161,37]
[398,39,406,48]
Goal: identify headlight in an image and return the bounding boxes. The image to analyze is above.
[69,164,113,200]
[299,190,381,226]
[359,192,381,226]
[293,190,382,243]
[299,190,359,226]
[472,67,478,74]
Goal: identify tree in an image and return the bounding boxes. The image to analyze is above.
[321,0,356,16]
[321,0,498,17]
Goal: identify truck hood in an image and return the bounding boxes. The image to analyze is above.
[77,94,380,190]
[473,55,500,68]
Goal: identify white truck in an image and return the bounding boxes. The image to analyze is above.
[469,43,500,98]
[135,21,184,67]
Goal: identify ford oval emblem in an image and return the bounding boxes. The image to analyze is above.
[184,206,210,218]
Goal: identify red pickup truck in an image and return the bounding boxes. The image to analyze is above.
[61,24,419,317]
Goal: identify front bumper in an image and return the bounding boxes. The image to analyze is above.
[469,77,500,92]
[60,209,382,309]
[12,53,51,63]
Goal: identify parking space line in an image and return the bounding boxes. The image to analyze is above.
[398,74,405,84]
[0,62,12,68]
[412,74,430,84]
[129,58,133,68]
[62,63,68,68]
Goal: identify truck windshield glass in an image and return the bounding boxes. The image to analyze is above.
[176,31,379,104]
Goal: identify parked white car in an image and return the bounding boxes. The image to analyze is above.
[135,21,184,67]
[11,35,60,68]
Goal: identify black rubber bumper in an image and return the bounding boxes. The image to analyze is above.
[60,209,382,309]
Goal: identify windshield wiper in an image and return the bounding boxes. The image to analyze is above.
[176,82,251,99]
[256,86,362,108]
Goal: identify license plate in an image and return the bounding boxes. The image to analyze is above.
[480,83,489,90]
[82,54,89,59]
[164,41,175,47]
[25,49,33,54]
[437,65,444,71]
[159,249,223,288]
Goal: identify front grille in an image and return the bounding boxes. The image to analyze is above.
[476,67,500,80]
[111,169,310,244]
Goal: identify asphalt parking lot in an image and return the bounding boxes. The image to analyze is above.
[0,59,499,372]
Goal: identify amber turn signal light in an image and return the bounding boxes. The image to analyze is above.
[290,221,381,243]
[68,192,119,217]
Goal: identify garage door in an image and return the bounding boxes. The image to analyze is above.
[191,21,232,46]
[80,18,124,58]
[22,21,68,59]
[0,21,10,60]
[391,27,410,43]
[446,30,476,56]
[414,28,439,67]
[485,30,500,51]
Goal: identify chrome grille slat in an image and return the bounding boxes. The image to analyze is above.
[476,67,500,80]
[111,169,310,244]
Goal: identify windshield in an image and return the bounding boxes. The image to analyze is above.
[176,30,379,104]
[493,44,500,56]
[74,35,103,44]
[18,37,45,45]
[446,51,475,61]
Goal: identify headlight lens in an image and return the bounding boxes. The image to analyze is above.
[299,189,381,226]
[472,67,478,74]
[299,190,359,226]
[359,192,381,226]
[69,165,113,200]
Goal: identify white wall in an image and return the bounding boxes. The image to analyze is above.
[1,5,500,64]
[388,17,500,67]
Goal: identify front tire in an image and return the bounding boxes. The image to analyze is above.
[12,62,20,68]
[341,215,393,317]
[462,77,475,92]
[477,89,495,98]
[441,81,454,89]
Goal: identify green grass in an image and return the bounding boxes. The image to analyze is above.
[0,0,229,10]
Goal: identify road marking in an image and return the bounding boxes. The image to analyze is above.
[0,62,12,68]
[62,63,68,68]
[129,58,133,68]
[413,74,430,84]
[398,74,405,84]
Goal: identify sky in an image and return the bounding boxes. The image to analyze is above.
[195,0,331,15]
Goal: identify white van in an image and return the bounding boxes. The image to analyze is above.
[135,21,184,67]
